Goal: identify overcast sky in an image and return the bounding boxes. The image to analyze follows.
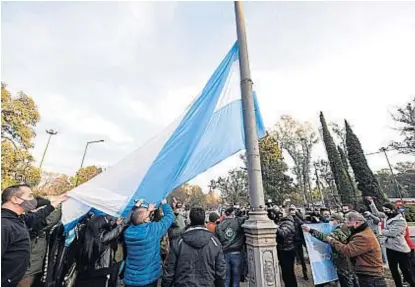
[2,1,414,191]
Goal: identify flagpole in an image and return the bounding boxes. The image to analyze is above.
[234,0,264,210]
[234,2,282,286]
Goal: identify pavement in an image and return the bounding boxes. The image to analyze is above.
[240,263,395,287]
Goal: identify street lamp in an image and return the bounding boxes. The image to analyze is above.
[75,139,104,187]
[39,129,58,169]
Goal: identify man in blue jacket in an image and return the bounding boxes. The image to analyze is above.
[124,198,174,287]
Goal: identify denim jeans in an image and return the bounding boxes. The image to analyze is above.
[224,252,242,287]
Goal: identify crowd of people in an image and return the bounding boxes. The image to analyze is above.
[2,183,415,287]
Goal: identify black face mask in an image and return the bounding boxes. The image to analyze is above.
[18,197,38,212]
[385,211,397,218]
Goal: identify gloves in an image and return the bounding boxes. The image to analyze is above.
[36,196,51,208]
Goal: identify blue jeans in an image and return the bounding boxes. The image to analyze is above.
[224,252,242,287]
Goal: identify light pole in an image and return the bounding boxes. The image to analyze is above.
[234,2,282,286]
[39,129,58,169]
[75,139,104,187]
[380,147,402,200]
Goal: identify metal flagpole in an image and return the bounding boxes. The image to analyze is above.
[234,2,282,286]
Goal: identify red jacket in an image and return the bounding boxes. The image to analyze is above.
[405,226,415,250]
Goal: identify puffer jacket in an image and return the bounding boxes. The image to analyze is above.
[383,213,410,253]
[161,226,226,287]
[276,215,295,251]
[215,216,246,253]
[292,214,305,244]
[124,203,174,286]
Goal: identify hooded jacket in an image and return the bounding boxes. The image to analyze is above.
[276,215,296,251]
[123,203,174,286]
[382,213,410,253]
[215,216,246,253]
[161,226,226,287]
[1,205,55,287]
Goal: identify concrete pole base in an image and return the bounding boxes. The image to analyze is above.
[242,210,282,287]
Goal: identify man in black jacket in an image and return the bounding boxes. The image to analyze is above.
[276,214,297,287]
[162,207,226,287]
[215,207,246,287]
[1,184,67,287]
[289,207,308,281]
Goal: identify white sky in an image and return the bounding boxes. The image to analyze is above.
[2,1,414,192]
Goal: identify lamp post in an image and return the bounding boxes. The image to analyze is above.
[39,129,58,169]
[75,139,104,187]
[234,2,282,286]
[380,147,402,200]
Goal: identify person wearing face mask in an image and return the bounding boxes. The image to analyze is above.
[1,184,67,287]
[365,197,388,265]
[319,208,331,223]
[123,198,174,287]
[324,212,387,287]
[303,214,358,287]
[341,204,355,216]
[368,197,415,285]
[379,202,415,287]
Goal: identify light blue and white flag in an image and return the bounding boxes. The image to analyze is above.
[303,223,339,285]
[61,41,266,233]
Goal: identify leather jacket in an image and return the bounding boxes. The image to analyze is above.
[94,223,126,270]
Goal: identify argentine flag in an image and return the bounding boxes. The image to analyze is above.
[61,41,266,233]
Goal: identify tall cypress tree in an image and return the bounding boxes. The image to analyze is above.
[345,120,387,205]
[338,146,362,208]
[320,112,354,205]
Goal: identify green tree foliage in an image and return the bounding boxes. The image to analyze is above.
[320,112,354,205]
[376,161,415,198]
[314,159,340,207]
[338,146,362,208]
[240,133,294,203]
[329,122,347,154]
[345,120,387,205]
[258,133,294,202]
[214,168,249,206]
[273,115,318,203]
[168,183,207,208]
[390,97,415,155]
[71,165,103,186]
[1,83,41,188]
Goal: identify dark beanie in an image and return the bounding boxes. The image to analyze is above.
[383,202,397,211]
